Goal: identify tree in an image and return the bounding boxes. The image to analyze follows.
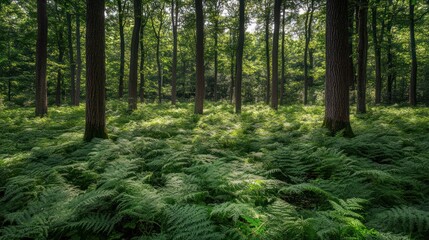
[323,0,353,137]
[372,0,382,104]
[151,2,165,104]
[67,12,76,105]
[35,0,48,117]
[84,0,108,141]
[235,0,245,114]
[171,0,179,105]
[357,0,368,114]
[303,0,315,105]
[139,6,149,103]
[280,1,286,104]
[194,0,205,114]
[128,0,142,111]
[409,0,417,106]
[264,0,271,105]
[271,0,281,110]
[117,0,127,98]
[75,12,82,106]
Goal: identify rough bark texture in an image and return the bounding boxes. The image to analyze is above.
[67,13,76,105]
[271,0,281,110]
[194,0,205,114]
[357,0,368,114]
[235,0,245,114]
[323,0,354,137]
[84,0,108,141]
[372,0,382,104]
[171,0,178,105]
[36,0,48,117]
[128,0,142,111]
[280,1,286,104]
[264,3,271,105]
[75,13,82,106]
[117,0,125,98]
[409,0,417,106]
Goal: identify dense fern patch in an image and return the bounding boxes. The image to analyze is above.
[1,102,428,239]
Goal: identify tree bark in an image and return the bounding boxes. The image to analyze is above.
[229,29,235,103]
[280,1,286,104]
[372,0,382,104]
[139,17,146,103]
[194,0,205,114]
[409,0,417,106]
[386,2,394,104]
[213,2,219,101]
[56,28,64,106]
[75,13,82,106]
[128,0,142,111]
[151,6,164,104]
[347,1,356,89]
[357,0,368,114]
[323,0,354,137]
[171,0,179,105]
[84,0,108,141]
[117,0,126,98]
[271,0,281,110]
[67,13,76,105]
[36,0,48,117]
[264,2,271,105]
[304,0,315,105]
[235,0,245,114]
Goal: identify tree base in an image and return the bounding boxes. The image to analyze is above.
[84,128,108,142]
[323,118,354,138]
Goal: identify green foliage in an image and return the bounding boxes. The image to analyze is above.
[1,102,429,239]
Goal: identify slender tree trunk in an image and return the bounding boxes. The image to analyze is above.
[372,0,382,104]
[7,25,12,102]
[194,0,205,114]
[67,13,76,105]
[265,5,271,105]
[151,10,164,104]
[409,0,417,106]
[280,1,286,104]
[214,15,219,101]
[357,0,368,114]
[75,13,82,106]
[117,0,125,98]
[347,1,356,89]
[139,21,145,103]
[56,30,65,106]
[171,0,178,105]
[323,0,354,137]
[36,0,48,117]
[386,6,394,104]
[271,0,281,110]
[84,0,108,141]
[303,0,315,105]
[229,29,235,103]
[128,0,142,111]
[235,0,245,114]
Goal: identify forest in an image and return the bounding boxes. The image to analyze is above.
[1,0,429,239]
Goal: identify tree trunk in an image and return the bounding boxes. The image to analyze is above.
[36,0,48,117]
[303,0,315,105]
[409,0,417,106]
[265,4,271,105]
[139,20,146,103]
[56,28,65,106]
[323,0,354,137]
[229,29,235,103]
[357,0,368,114]
[128,0,142,111]
[75,13,82,106]
[151,8,164,104]
[235,0,245,114]
[214,11,219,101]
[372,0,382,104]
[117,0,125,98]
[84,0,108,141]
[386,5,394,104]
[271,0,281,110]
[67,13,76,105]
[171,0,178,105]
[347,1,356,89]
[280,1,286,104]
[194,0,205,114]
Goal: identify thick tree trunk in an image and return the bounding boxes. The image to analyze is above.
[128,0,142,111]
[67,13,76,105]
[357,0,368,114]
[372,0,382,104]
[323,0,354,137]
[75,13,82,106]
[280,1,286,104]
[84,0,108,141]
[265,5,271,105]
[56,29,64,106]
[171,0,178,105]
[194,0,205,114]
[235,0,245,114]
[409,0,417,106]
[117,0,125,98]
[36,0,48,117]
[271,0,281,110]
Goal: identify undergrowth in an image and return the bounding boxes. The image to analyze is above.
[0,102,428,239]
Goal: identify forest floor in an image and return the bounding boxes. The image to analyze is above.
[0,102,428,240]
